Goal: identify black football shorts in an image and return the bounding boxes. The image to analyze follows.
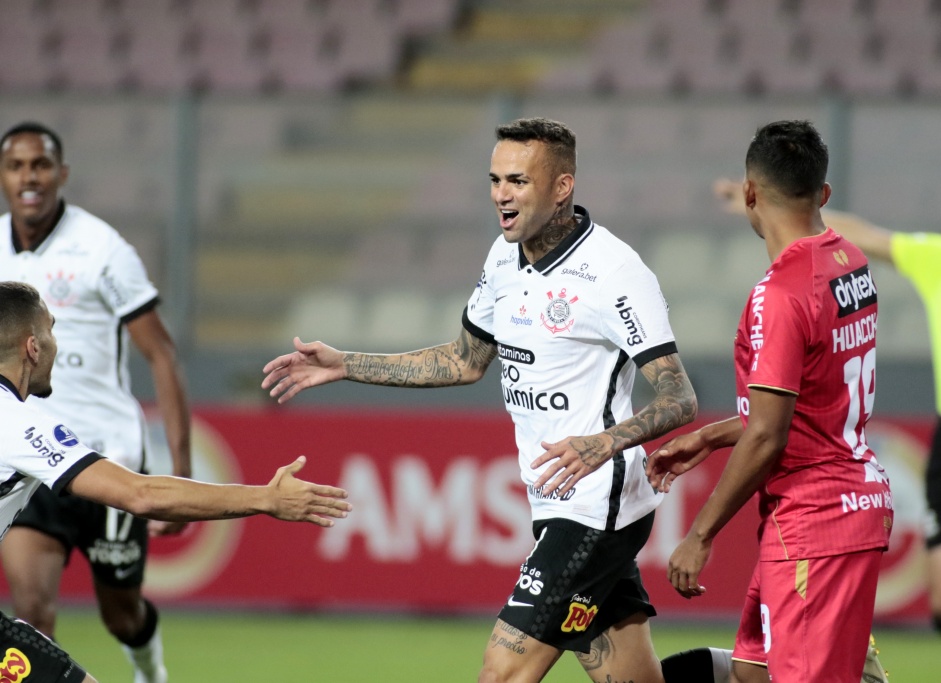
[12,483,149,588]
[0,611,88,682]
[497,512,656,653]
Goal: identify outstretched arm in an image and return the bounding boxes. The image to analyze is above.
[713,177,896,265]
[262,328,497,403]
[531,352,698,496]
[645,416,742,493]
[68,456,352,527]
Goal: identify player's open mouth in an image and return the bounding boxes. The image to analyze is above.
[19,190,42,206]
[500,209,519,228]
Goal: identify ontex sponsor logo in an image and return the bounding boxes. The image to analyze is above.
[830,265,877,318]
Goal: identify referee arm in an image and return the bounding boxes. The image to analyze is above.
[262,328,498,404]
[715,176,895,264]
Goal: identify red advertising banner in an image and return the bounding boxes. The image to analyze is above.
[1,409,932,623]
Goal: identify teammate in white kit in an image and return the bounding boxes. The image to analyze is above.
[0,280,352,683]
[262,117,698,683]
[0,121,190,682]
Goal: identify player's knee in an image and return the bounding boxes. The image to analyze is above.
[478,664,509,683]
[478,652,521,683]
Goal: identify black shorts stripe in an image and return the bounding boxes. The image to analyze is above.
[530,526,601,642]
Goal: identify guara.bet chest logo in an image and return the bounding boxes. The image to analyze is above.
[541,289,578,334]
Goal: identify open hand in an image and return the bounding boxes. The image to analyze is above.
[530,434,615,498]
[713,177,747,216]
[268,456,352,526]
[262,337,346,404]
[645,431,713,493]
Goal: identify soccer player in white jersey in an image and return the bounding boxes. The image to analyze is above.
[262,117,699,683]
[0,280,351,683]
[0,121,191,682]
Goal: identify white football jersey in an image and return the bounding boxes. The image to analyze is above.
[0,203,159,470]
[465,207,676,531]
[0,376,102,541]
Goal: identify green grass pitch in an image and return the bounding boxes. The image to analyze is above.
[51,608,935,682]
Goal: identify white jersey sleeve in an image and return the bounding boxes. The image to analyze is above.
[97,234,160,322]
[599,259,677,366]
[463,238,510,343]
[0,383,103,540]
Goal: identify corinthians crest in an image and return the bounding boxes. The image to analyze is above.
[541,288,578,334]
[46,270,78,307]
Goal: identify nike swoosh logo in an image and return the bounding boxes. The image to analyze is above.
[496,295,508,302]
[507,597,533,608]
[114,566,137,580]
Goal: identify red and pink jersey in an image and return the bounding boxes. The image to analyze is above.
[734,228,892,561]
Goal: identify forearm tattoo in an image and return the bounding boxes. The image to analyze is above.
[343,329,495,388]
[489,621,529,656]
[580,353,697,464]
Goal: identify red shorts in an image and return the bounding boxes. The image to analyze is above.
[731,550,882,682]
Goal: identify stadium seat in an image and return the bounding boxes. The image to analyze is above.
[283,288,365,349]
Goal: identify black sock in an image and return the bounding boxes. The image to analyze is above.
[117,598,159,648]
[933,613,941,634]
[661,648,717,683]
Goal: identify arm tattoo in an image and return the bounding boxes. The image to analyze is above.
[343,329,495,388]
[592,353,697,459]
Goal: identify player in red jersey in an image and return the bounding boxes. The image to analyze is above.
[647,120,892,683]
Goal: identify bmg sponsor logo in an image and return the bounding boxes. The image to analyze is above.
[829,265,877,318]
[614,295,645,346]
[23,426,68,468]
[561,596,598,633]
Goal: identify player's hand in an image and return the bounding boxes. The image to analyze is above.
[667,534,711,599]
[530,434,615,498]
[147,519,188,537]
[713,177,747,216]
[262,337,347,404]
[267,456,352,526]
[646,431,714,493]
